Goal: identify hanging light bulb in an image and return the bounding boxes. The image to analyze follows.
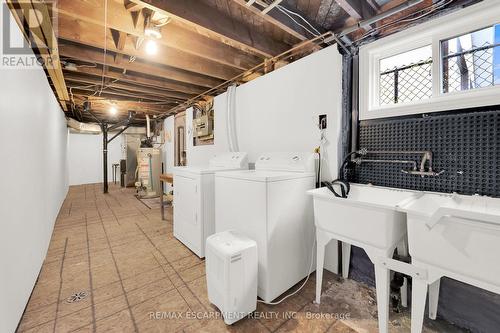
[144,25,162,39]
[109,105,118,115]
[145,39,158,55]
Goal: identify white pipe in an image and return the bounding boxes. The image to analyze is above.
[225,89,233,152]
[226,85,240,152]
[66,118,101,134]
[146,114,151,138]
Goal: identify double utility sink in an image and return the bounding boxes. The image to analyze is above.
[308,184,500,333]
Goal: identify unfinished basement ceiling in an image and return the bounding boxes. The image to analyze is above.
[7,0,481,124]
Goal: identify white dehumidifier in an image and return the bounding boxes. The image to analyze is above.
[206,230,257,325]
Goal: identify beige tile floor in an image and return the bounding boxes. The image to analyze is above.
[17,183,465,333]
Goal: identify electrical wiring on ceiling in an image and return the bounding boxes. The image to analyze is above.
[257,0,321,38]
[353,0,455,45]
[277,5,322,37]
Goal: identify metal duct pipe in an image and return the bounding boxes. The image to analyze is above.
[339,0,424,37]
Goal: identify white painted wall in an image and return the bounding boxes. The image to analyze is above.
[183,44,343,181]
[0,13,69,332]
[67,133,122,185]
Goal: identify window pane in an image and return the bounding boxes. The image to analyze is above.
[442,24,500,93]
[379,45,432,106]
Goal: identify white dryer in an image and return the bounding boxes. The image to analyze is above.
[215,152,316,302]
[173,152,248,258]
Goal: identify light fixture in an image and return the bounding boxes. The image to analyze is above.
[144,25,162,39]
[109,105,118,115]
[145,39,158,55]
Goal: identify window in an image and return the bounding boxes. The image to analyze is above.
[442,24,500,93]
[359,0,500,120]
[379,46,432,105]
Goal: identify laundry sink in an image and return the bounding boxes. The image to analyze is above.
[309,184,418,250]
[401,193,500,284]
[399,193,500,333]
[308,184,419,333]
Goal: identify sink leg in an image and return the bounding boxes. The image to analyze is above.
[396,239,409,308]
[411,278,428,333]
[315,232,328,304]
[428,279,440,320]
[401,278,408,308]
[374,264,390,333]
[342,242,351,279]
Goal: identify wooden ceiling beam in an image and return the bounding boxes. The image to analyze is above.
[128,0,290,57]
[71,93,172,121]
[335,0,376,26]
[62,65,205,95]
[73,94,174,111]
[6,0,69,111]
[69,86,165,103]
[112,30,127,64]
[261,0,285,14]
[125,2,144,12]
[55,0,262,70]
[64,74,191,101]
[58,42,223,89]
[231,0,319,41]
[57,15,241,81]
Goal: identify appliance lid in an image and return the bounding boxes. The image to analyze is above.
[208,152,248,169]
[173,165,245,175]
[255,152,315,172]
[216,169,315,182]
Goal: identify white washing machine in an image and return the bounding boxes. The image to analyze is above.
[215,152,316,302]
[173,152,248,258]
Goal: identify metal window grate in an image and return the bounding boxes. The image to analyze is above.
[442,42,500,93]
[379,58,433,105]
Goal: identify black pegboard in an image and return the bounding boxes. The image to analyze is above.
[351,110,500,197]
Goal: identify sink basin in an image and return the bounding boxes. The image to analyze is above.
[308,184,417,249]
[308,184,419,333]
[399,193,500,333]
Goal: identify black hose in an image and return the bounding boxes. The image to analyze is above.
[322,151,361,198]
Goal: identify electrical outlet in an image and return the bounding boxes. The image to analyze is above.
[319,114,327,129]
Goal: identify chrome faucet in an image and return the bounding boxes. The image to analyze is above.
[355,149,444,177]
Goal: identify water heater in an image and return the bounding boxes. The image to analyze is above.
[136,148,161,198]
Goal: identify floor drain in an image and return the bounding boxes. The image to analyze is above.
[66,291,89,304]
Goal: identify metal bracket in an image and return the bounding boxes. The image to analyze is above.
[376,257,428,280]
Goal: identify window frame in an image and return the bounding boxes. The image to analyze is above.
[359,0,500,120]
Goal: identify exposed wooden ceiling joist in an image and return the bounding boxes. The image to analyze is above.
[64,74,192,101]
[231,0,321,41]
[261,0,284,14]
[62,65,205,96]
[58,42,224,89]
[335,0,377,25]
[56,15,242,81]
[7,0,70,111]
[71,92,177,117]
[127,0,290,57]
[69,87,167,104]
[55,0,262,70]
